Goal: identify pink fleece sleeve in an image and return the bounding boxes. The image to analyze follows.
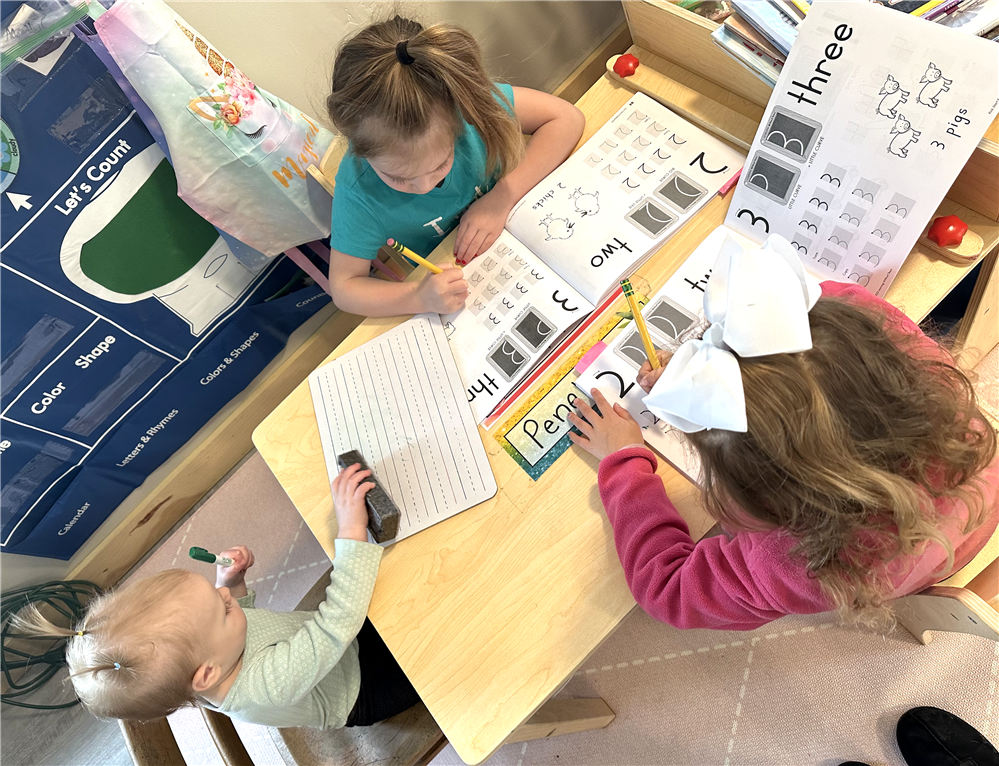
[598,448,829,630]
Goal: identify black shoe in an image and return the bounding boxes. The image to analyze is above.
[896,706,999,766]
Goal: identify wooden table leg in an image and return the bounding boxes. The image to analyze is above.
[956,246,999,357]
[502,698,615,745]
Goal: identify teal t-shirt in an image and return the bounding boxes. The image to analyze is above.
[330,83,515,259]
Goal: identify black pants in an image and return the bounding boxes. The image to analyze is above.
[345,618,422,727]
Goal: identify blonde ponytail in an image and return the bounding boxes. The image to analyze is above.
[327,15,523,177]
[9,602,85,639]
[9,570,202,721]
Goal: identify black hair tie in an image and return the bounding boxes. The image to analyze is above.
[395,40,415,66]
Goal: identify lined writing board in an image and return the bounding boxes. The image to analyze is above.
[309,314,497,545]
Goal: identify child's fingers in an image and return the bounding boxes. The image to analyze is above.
[345,468,372,490]
[465,229,489,260]
[642,368,665,391]
[612,403,638,423]
[334,463,360,486]
[589,388,613,414]
[568,430,588,446]
[478,231,498,256]
[454,226,473,263]
[220,545,246,565]
[572,397,598,424]
[567,411,593,437]
[353,481,376,500]
[333,463,365,491]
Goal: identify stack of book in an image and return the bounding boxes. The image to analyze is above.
[709,0,999,88]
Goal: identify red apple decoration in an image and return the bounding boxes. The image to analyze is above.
[613,54,640,78]
[927,215,969,248]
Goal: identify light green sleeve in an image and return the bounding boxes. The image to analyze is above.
[237,590,256,609]
[238,539,381,708]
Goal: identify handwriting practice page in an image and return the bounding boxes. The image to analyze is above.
[574,228,755,481]
[443,231,593,423]
[309,315,497,544]
[725,1,999,296]
[507,92,745,305]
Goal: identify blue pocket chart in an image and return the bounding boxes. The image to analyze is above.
[1,35,330,559]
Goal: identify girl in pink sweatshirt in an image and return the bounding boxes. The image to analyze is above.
[569,255,996,631]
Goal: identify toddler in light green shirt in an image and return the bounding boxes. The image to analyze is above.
[199,538,382,728]
[14,463,420,728]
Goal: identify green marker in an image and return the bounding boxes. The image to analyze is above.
[189,547,234,566]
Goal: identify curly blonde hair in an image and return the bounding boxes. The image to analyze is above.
[326,15,522,178]
[11,569,202,720]
[688,295,996,625]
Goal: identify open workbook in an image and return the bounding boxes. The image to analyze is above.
[445,92,745,422]
[573,226,757,483]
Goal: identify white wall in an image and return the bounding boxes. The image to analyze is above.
[162,1,624,119]
[1,0,623,588]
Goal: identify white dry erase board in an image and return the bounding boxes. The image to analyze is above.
[309,314,497,545]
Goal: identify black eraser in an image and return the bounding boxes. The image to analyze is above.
[336,450,401,543]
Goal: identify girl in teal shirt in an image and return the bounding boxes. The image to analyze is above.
[326,15,585,317]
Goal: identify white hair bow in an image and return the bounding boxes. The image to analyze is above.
[643,233,822,433]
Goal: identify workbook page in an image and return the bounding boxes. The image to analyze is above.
[442,230,594,423]
[309,314,497,545]
[725,0,999,296]
[506,92,744,305]
[573,227,755,481]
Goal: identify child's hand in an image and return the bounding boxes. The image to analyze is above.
[638,350,673,393]
[416,264,468,314]
[453,188,515,265]
[216,545,254,594]
[568,389,645,461]
[332,463,375,543]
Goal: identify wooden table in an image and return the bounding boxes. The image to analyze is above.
[253,74,997,765]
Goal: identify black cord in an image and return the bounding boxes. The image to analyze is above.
[1,580,102,709]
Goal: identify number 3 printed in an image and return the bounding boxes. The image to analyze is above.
[736,208,770,233]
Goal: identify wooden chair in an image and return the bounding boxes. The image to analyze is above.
[895,526,999,645]
[119,718,189,766]
[272,567,447,766]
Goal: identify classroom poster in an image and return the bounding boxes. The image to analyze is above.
[725,0,999,296]
[1,37,329,559]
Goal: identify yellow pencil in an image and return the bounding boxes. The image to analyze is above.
[620,279,659,370]
[386,239,443,274]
